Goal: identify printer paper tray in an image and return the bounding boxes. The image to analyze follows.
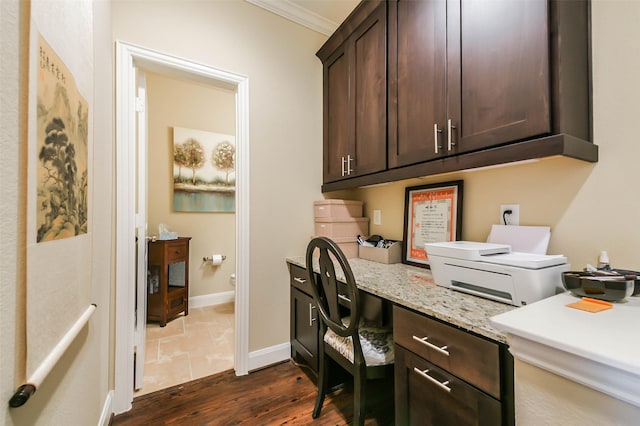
[443,263,515,304]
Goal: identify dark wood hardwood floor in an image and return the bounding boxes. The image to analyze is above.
[111,360,394,425]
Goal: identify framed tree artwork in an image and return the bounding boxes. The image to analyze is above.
[172,127,236,212]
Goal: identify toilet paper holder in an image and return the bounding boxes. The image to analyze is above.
[203,254,226,263]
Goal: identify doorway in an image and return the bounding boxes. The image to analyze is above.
[114,41,250,414]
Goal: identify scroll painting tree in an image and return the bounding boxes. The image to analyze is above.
[38,117,79,241]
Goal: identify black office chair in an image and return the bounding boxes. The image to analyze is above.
[305,237,394,426]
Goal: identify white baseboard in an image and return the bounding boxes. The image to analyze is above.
[99,390,113,426]
[247,342,291,372]
[189,290,235,309]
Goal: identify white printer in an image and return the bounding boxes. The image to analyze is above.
[426,239,570,306]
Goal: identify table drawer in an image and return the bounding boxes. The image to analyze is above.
[394,305,501,399]
[165,240,188,263]
[289,264,313,295]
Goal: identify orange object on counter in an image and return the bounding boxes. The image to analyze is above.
[566,297,613,313]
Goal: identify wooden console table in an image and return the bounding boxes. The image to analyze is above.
[147,237,191,326]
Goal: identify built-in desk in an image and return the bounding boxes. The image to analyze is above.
[286,256,517,425]
[286,256,515,342]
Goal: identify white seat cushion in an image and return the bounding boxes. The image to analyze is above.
[324,319,394,366]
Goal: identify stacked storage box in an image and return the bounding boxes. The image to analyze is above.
[313,199,368,258]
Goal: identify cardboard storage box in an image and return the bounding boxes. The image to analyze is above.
[310,236,359,259]
[314,199,363,219]
[358,242,402,264]
[314,217,369,238]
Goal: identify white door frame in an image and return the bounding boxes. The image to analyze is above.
[113,41,250,414]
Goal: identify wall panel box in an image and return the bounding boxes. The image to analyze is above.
[314,217,369,238]
[359,242,402,264]
[314,199,363,218]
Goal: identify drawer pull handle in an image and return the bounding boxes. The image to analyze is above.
[413,367,451,393]
[294,277,306,284]
[412,335,450,357]
[338,294,351,303]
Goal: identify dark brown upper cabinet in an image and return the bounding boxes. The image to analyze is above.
[319,0,597,192]
[389,0,554,168]
[317,1,387,184]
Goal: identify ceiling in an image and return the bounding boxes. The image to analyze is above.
[246,0,359,35]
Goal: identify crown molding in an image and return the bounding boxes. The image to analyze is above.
[246,0,339,36]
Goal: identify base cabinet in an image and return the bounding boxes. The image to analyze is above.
[291,286,319,371]
[394,305,514,425]
[395,346,502,425]
[289,264,320,372]
[147,237,191,327]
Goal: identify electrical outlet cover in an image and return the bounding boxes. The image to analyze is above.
[500,204,520,226]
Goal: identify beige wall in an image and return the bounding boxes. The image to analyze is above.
[146,72,236,297]
[1,0,113,425]
[331,2,640,273]
[112,0,325,351]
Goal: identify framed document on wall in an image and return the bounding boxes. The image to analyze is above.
[402,180,463,268]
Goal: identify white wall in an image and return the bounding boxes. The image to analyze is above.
[112,0,325,351]
[1,0,113,425]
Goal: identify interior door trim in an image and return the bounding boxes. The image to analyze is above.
[114,41,250,414]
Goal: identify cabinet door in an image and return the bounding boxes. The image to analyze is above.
[448,0,550,153]
[322,3,387,183]
[395,346,502,426]
[290,287,319,372]
[388,0,448,168]
[323,45,350,183]
[351,3,387,177]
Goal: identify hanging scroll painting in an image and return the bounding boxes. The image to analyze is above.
[36,34,89,242]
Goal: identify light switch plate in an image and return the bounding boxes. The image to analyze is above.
[373,210,382,225]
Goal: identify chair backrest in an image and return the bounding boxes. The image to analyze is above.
[305,237,361,345]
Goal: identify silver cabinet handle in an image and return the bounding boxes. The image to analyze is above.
[447,118,456,150]
[434,123,443,153]
[412,335,450,357]
[413,367,451,393]
[309,304,317,327]
[346,154,354,175]
[341,156,347,176]
[338,294,351,303]
[293,277,306,284]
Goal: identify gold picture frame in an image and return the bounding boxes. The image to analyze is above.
[402,180,463,268]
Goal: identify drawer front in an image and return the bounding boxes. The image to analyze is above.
[289,264,313,295]
[394,305,501,399]
[395,345,501,426]
[165,240,188,263]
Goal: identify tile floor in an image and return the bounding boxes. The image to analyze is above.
[135,302,235,396]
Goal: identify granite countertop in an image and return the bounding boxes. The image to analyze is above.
[286,256,517,343]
